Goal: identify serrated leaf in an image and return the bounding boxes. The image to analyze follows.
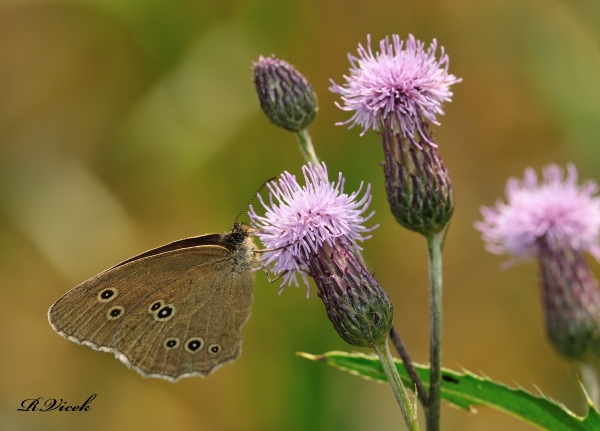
[298,351,600,431]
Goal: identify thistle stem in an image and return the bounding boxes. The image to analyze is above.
[580,363,600,408]
[374,339,420,431]
[390,326,429,408]
[296,128,320,166]
[426,232,444,431]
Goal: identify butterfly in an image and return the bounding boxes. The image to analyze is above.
[48,221,262,381]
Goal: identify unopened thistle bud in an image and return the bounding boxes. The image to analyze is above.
[477,164,600,364]
[253,55,317,133]
[330,34,460,236]
[248,163,392,347]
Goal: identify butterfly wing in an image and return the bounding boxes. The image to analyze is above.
[48,240,254,380]
[114,257,253,380]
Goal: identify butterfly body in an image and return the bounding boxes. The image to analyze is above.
[48,223,259,381]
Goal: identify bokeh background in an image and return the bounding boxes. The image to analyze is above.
[1,0,599,429]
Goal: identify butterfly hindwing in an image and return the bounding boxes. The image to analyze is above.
[113,248,253,380]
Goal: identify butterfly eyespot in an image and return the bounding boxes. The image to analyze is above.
[148,300,164,314]
[208,344,221,354]
[106,306,125,320]
[97,288,118,303]
[185,337,204,353]
[163,337,180,350]
[154,305,175,322]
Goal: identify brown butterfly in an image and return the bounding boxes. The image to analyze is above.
[48,175,286,381]
[48,220,265,381]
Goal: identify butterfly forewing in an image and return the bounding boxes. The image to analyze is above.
[48,242,229,349]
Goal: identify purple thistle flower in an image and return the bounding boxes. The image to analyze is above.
[330,34,461,146]
[477,164,600,363]
[331,34,458,236]
[476,164,600,262]
[249,163,393,348]
[249,162,376,291]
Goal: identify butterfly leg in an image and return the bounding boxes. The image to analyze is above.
[259,262,287,284]
[254,244,290,254]
[253,241,293,283]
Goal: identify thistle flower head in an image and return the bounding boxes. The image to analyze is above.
[476,164,600,262]
[248,162,376,290]
[253,55,317,133]
[249,163,392,348]
[330,34,461,144]
[477,164,600,364]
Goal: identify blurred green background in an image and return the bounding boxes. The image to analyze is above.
[1,0,600,429]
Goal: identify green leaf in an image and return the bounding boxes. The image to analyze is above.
[298,351,600,431]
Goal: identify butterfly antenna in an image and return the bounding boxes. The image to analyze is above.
[234,176,279,225]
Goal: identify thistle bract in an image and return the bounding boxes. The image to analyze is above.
[309,241,394,347]
[382,120,453,235]
[538,239,600,363]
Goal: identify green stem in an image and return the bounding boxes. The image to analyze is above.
[426,232,444,431]
[295,128,320,166]
[390,326,430,409]
[374,339,420,431]
[580,363,600,408]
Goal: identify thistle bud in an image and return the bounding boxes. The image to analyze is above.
[382,120,454,236]
[253,55,317,133]
[538,239,600,363]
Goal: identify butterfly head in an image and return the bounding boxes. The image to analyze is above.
[220,222,255,251]
[232,222,253,241]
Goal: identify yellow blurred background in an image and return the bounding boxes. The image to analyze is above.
[1,0,599,429]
